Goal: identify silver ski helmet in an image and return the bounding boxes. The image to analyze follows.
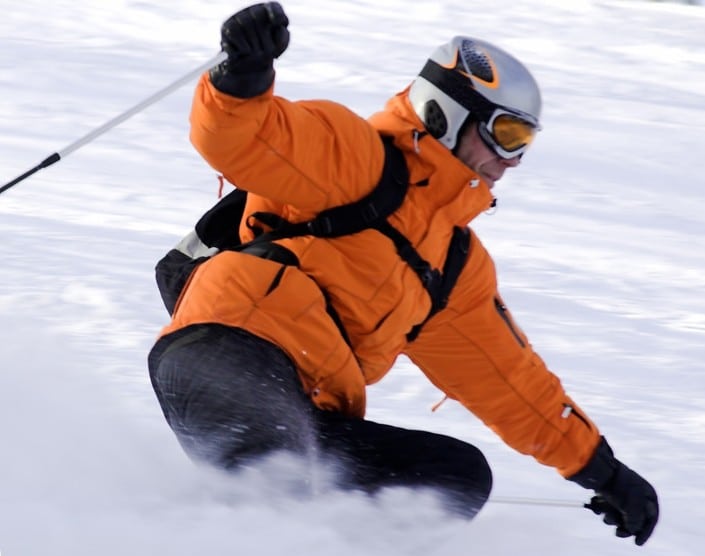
[408,36,542,154]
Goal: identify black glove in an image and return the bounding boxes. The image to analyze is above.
[209,2,290,98]
[569,437,659,546]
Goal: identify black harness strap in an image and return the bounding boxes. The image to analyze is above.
[245,135,409,242]
[406,226,470,342]
[437,226,471,309]
[156,133,472,342]
[374,220,442,296]
[242,142,470,342]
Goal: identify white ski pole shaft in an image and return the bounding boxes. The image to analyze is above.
[1,50,228,195]
[490,496,583,508]
[58,51,227,159]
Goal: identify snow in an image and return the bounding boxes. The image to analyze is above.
[1,0,704,554]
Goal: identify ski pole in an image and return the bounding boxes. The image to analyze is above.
[0,50,228,196]
[489,496,583,508]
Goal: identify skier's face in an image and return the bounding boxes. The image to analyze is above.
[455,122,521,189]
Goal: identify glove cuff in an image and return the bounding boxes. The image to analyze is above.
[567,436,619,491]
[209,62,275,99]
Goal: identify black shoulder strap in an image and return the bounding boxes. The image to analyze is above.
[157,133,470,342]
[308,135,409,237]
[406,226,471,342]
[233,135,471,342]
[245,135,409,241]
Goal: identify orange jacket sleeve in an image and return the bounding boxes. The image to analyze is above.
[405,231,601,478]
[189,74,386,215]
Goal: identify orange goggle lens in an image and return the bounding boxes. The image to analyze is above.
[491,113,537,152]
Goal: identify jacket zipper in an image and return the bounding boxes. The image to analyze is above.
[494,297,526,348]
[562,403,593,431]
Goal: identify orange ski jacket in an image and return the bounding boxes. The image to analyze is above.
[158,73,601,478]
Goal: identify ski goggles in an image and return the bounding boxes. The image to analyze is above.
[477,108,539,159]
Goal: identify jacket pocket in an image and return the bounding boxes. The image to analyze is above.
[494,297,526,348]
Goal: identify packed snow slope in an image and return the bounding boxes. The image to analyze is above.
[1,1,704,554]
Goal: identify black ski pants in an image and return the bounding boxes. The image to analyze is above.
[148,324,492,518]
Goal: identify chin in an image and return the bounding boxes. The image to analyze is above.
[481,175,496,189]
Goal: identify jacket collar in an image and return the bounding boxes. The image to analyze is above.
[368,86,493,195]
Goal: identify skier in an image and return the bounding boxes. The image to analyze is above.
[149,2,658,544]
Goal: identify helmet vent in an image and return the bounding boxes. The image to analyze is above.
[423,100,448,139]
[459,39,494,83]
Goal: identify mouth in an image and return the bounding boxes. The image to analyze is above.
[483,173,500,187]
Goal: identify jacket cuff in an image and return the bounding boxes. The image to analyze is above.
[567,436,619,490]
[209,63,275,99]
